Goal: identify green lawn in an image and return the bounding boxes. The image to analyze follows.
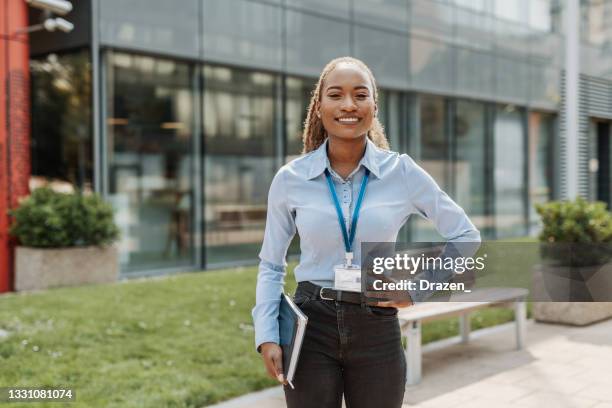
[0,262,530,407]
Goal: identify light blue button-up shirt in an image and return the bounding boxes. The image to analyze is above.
[252,137,480,350]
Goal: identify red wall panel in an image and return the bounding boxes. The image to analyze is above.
[0,0,31,293]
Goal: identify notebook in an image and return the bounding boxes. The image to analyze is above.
[278,293,308,389]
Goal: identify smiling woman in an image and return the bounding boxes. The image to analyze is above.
[301,57,389,156]
[252,56,481,408]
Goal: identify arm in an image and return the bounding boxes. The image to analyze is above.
[402,155,481,303]
[251,168,297,352]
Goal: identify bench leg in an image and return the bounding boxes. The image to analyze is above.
[459,312,470,343]
[405,320,422,386]
[515,300,527,350]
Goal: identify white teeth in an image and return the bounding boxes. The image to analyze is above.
[338,118,359,122]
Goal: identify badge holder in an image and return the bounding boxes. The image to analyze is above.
[333,252,361,292]
[325,168,370,294]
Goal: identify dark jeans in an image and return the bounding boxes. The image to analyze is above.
[284,282,407,408]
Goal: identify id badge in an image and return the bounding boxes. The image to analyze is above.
[333,264,362,292]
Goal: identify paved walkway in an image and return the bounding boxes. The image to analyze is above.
[210,318,612,408]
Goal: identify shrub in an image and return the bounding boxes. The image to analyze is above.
[535,197,612,266]
[536,197,612,243]
[8,187,120,248]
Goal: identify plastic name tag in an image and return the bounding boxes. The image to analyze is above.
[333,264,361,292]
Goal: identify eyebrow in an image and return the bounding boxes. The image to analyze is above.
[325,85,371,92]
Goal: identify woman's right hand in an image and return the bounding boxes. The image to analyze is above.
[259,342,287,385]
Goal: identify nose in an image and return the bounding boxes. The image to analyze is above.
[340,95,357,111]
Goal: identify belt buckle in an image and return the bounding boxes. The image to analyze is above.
[319,287,335,301]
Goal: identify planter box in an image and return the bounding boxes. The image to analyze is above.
[532,262,612,325]
[533,302,612,326]
[15,245,119,291]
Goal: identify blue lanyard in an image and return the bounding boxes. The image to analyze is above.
[324,168,370,255]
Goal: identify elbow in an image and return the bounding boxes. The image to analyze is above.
[449,226,481,243]
[469,227,482,243]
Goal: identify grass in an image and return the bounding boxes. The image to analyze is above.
[0,262,530,407]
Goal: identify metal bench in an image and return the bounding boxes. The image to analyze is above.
[398,287,529,385]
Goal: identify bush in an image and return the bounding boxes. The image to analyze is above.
[535,197,612,266]
[536,197,612,243]
[8,187,120,248]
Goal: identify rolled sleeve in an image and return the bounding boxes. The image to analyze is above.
[251,168,296,352]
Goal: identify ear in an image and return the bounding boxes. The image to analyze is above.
[314,101,321,119]
[374,103,378,117]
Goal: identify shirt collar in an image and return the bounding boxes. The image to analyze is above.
[307,137,381,180]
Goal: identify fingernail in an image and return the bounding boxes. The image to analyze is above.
[277,374,284,382]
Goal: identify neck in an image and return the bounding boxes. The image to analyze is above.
[327,135,367,164]
[326,135,367,178]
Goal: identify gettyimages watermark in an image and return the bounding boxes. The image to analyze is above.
[359,242,612,302]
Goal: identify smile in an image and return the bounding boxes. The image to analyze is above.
[336,117,360,123]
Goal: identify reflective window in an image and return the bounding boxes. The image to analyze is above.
[494,105,526,238]
[493,0,526,23]
[454,100,491,236]
[452,0,486,12]
[378,90,401,152]
[528,112,555,229]
[105,52,195,272]
[410,37,453,91]
[285,77,314,159]
[415,95,448,241]
[529,0,552,32]
[581,0,607,45]
[420,95,448,189]
[353,0,409,30]
[202,0,282,70]
[203,66,278,265]
[285,10,350,77]
[31,51,93,191]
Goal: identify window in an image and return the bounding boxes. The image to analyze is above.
[494,105,527,238]
[285,77,314,159]
[529,0,552,32]
[454,100,491,236]
[31,51,93,191]
[415,95,448,241]
[203,66,279,265]
[105,51,196,272]
[528,112,555,230]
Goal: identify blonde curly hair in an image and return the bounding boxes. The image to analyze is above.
[302,56,390,154]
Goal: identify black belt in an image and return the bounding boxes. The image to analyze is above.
[296,281,384,306]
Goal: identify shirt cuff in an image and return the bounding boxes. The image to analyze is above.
[255,327,279,353]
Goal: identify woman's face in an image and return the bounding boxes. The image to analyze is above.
[317,62,377,142]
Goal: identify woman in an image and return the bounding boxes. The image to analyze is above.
[252,56,480,408]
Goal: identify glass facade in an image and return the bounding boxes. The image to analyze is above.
[415,95,449,241]
[28,1,567,276]
[105,52,196,272]
[454,100,491,237]
[285,76,313,159]
[33,48,557,273]
[528,112,555,229]
[31,51,93,191]
[494,105,527,238]
[203,66,278,265]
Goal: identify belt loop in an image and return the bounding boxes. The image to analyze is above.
[310,283,318,300]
